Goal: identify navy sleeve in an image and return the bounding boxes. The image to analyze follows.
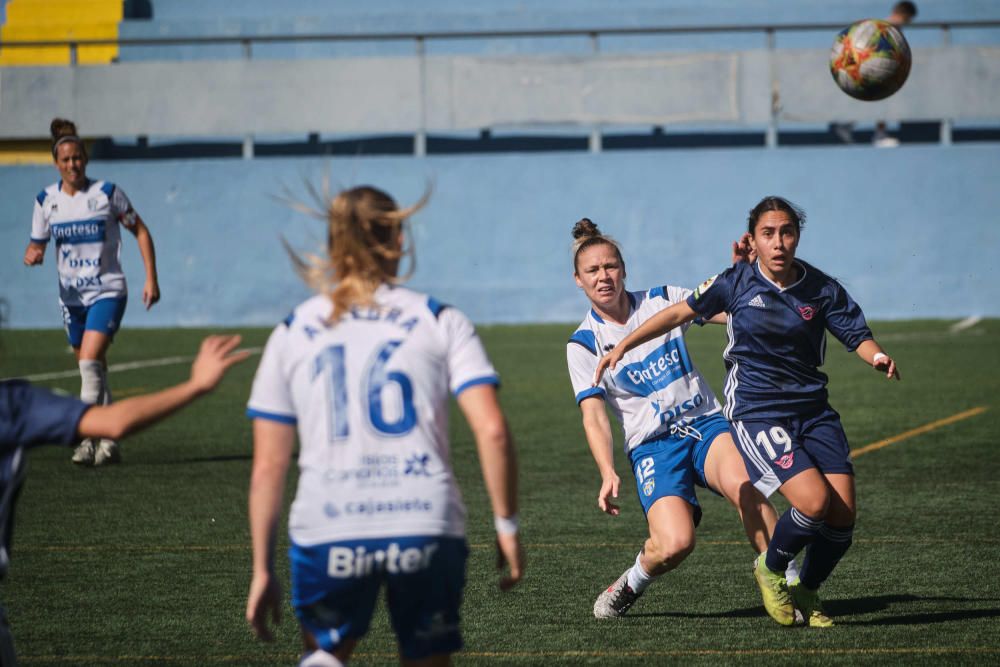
[0,381,90,450]
[686,265,738,320]
[824,282,873,352]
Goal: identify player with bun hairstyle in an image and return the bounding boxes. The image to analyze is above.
[594,196,899,627]
[245,185,523,666]
[567,218,792,620]
[23,118,160,466]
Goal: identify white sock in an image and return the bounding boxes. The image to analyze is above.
[79,360,103,405]
[785,558,801,583]
[626,551,655,594]
[298,650,344,667]
[99,364,113,405]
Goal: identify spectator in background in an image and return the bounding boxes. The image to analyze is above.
[831,1,918,147]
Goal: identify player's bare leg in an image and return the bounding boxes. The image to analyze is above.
[594,496,696,619]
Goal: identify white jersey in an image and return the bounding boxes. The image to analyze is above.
[567,286,722,453]
[31,179,138,307]
[247,286,500,546]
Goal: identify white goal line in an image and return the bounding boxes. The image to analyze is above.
[7,347,263,383]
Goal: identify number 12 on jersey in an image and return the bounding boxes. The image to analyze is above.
[312,341,417,442]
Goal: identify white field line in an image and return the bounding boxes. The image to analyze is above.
[6,347,262,383]
[950,315,983,332]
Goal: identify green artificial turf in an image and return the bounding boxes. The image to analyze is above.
[1,319,998,665]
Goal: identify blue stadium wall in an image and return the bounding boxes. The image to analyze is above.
[2,143,997,327]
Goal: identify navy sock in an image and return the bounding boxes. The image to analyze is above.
[765,507,823,573]
[800,523,854,590]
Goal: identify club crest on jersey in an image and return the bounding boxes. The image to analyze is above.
[776,453,794,470]
[692,275,718,300]
[87,198,99,211]
[643,479,655,497]
[798,306,815,320]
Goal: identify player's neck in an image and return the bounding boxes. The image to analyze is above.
[758,260,799,288]
[59,178,86,196]
[594,294,631,325]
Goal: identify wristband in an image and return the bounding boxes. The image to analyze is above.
[494,514,520,536]
[872,352,888,366]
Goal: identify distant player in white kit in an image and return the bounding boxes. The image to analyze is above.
[245,186,523,666]
[23,118,160,466]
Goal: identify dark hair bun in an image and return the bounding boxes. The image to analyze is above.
[50,118,78,141]
[572,218,601,240]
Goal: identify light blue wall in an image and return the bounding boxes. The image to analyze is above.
[2,143,997,328]
[118,1,1000,61]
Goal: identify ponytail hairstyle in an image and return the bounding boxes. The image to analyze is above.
[285,185,428,322]
[50,118,85,158]
[571,217,625,275]
[747,196,806,235]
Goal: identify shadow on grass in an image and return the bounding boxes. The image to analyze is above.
[630,594,1000,625]
[828,593,1000,625]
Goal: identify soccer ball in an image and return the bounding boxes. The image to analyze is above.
[829,19,911,101]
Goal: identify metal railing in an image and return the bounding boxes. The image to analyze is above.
[1,20,998,65]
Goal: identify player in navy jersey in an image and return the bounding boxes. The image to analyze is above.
[566,219,794,620]
[23,118,161,467]
[245,186,523,667]
[0,331,248,665]
[594,197,899,627]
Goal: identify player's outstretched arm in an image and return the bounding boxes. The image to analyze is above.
[856,339,901,380]
[457,384,524,591]
[579,397,620,516]
[593,301,699,385]
[246,418,295,641]
[76,335,250,440]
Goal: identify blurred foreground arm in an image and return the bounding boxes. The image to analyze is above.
[76,335,249,440]
[457,384,524,590]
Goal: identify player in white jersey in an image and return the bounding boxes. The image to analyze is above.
[566,219,789,619]
[245,186,522,666]
[22,118,160,466]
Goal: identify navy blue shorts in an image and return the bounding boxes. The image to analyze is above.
[627,413,731,525]
[290,535,467,660]
[731,407,854,497]
[61,297,127,348]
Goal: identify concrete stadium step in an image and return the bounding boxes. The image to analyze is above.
[0,0,121,66]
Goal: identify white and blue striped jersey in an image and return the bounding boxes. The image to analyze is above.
[246,286,500,546]
[30,179,138,307]
[567,287,722,454]
[686,259,873,420]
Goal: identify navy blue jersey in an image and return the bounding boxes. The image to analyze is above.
[686,260,873,420]
[0,380,89,453]
[0,381,88,578]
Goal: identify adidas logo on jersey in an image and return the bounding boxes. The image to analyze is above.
[748,295,766,309]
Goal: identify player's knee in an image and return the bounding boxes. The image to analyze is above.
[794,491,830,520]
[647,532,695,567]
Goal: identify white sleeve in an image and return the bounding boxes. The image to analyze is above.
[31,197,49,243]
[566,334,606,405]
[110,186,138,230]
[439,307,499,396]
[246,325,297,424]
[666,285,695,333]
